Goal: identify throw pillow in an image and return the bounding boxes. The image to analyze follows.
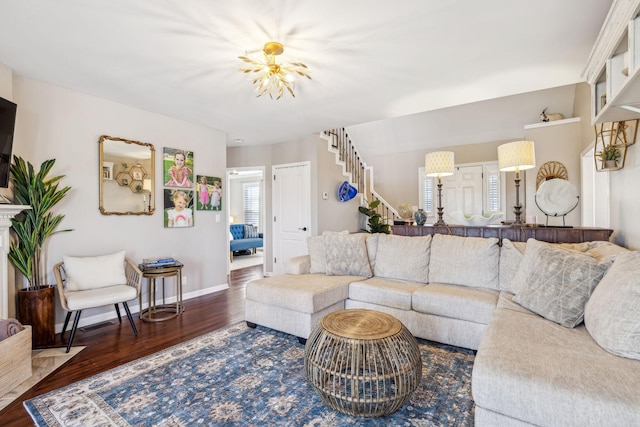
[428,234,500,289]
[244,224,259,238]
[64,251,127,292]
[513,239,610,328]
[307,235,326,274]
[322,232,372,277]
[374,234,431,283]
[585,251,640,360]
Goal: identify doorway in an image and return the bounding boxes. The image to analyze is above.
[581,143,610,227]
[227,167,265,273]
[272,162,311,276]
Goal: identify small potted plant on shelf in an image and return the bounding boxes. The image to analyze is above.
[9,156,72,347]
[599,144,621,169]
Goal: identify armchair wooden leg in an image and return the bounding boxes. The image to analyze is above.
[61,311,72,337]
[66,310,82,353]
[114,304,122,323]
[122,302,138,336]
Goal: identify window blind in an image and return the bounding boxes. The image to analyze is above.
[242,182,260,228]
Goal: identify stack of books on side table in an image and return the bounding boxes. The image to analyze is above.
[139,257,182,270]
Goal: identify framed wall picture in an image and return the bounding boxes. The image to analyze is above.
[196,175,223,211]
[163,147,194,188]
[164,189,194,228]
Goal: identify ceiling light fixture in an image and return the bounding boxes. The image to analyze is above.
[239,41,311,100]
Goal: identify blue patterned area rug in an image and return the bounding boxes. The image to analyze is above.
[24,323,475,426]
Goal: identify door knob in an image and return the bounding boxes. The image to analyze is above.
[299,227,307,231]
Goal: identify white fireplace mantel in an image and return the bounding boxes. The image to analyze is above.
[0,204,31,319]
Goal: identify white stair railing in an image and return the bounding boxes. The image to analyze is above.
[321,129,400,224]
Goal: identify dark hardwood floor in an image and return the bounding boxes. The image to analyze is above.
[0,265,264,426]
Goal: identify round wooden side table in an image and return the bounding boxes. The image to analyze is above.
[138,262,184,322]
[304,309,422,417]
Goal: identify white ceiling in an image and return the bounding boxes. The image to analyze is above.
[0,1,612,156]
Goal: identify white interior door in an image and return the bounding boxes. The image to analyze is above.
[441,165,484,222]
[272,162,310,275]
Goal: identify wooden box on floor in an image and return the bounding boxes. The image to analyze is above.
[0,325,32,398]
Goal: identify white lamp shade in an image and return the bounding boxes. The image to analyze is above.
[498,140,536,172]
[425,151,455,177]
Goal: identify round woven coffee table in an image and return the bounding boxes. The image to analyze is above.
[304,309,422,417]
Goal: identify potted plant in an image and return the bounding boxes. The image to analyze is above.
[599,144,621,168]
[9,156,71,347]
[358,200,391,234]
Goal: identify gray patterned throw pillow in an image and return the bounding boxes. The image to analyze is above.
[322,232,372,277]
[513,239,611,328]
[244,224,259,238]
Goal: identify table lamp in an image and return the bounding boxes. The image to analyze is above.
[425,151,455,226]
[497,140,536,225]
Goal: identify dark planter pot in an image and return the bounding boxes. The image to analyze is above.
[17,285,56,348]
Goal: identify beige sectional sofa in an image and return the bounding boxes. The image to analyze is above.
[244,231,640,426]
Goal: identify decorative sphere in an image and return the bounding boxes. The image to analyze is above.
[398,203,413,219]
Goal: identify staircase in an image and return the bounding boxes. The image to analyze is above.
[320,128,400,225]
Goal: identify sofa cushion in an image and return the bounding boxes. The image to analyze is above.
[230,224,245,240]
[307,235,326,274]
[429,234,500,289]
[473,306,640,427]
[413,283,498,324]
[349,277,426,310]
[246,274,362,314]
[373,234,431,283]
[513,239,610,328]
[63,251,127,292]
[322,232,372,277]
[498,239,526,293]
[585,251,640,360]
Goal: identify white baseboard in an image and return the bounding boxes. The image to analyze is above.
[54,283,230,333]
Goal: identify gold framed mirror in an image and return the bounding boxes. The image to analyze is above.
[99,135,155,215]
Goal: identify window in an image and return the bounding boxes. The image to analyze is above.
[487,171,500,212]
[419,171,434,214]
[242,182,260,229]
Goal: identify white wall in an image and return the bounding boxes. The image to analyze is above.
[8,74,228,325]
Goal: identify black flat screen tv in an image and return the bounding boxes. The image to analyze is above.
[0,96,17,188]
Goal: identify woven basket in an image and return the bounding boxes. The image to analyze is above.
[0,325,32,398]
[305,309,422,417]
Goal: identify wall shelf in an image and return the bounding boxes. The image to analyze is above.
[584,1,640,124]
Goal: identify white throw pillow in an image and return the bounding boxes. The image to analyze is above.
[64,251,127,291]
[322,232,372,277]
[513,239,610,328]
[374,234,431,283]
[585,251,640,360]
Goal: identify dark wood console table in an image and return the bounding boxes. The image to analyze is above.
[391,224,613,244]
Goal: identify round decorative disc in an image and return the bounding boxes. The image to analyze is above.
[535,178,579,216]
[322,309,402,339]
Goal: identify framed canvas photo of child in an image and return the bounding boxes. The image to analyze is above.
[196,175,222,211]
[164,189,194,228]
[163,147,194,188]
[196,175,223,211]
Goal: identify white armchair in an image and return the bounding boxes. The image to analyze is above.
[53,251,142,353]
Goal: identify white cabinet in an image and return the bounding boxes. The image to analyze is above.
[584,1,640,123]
